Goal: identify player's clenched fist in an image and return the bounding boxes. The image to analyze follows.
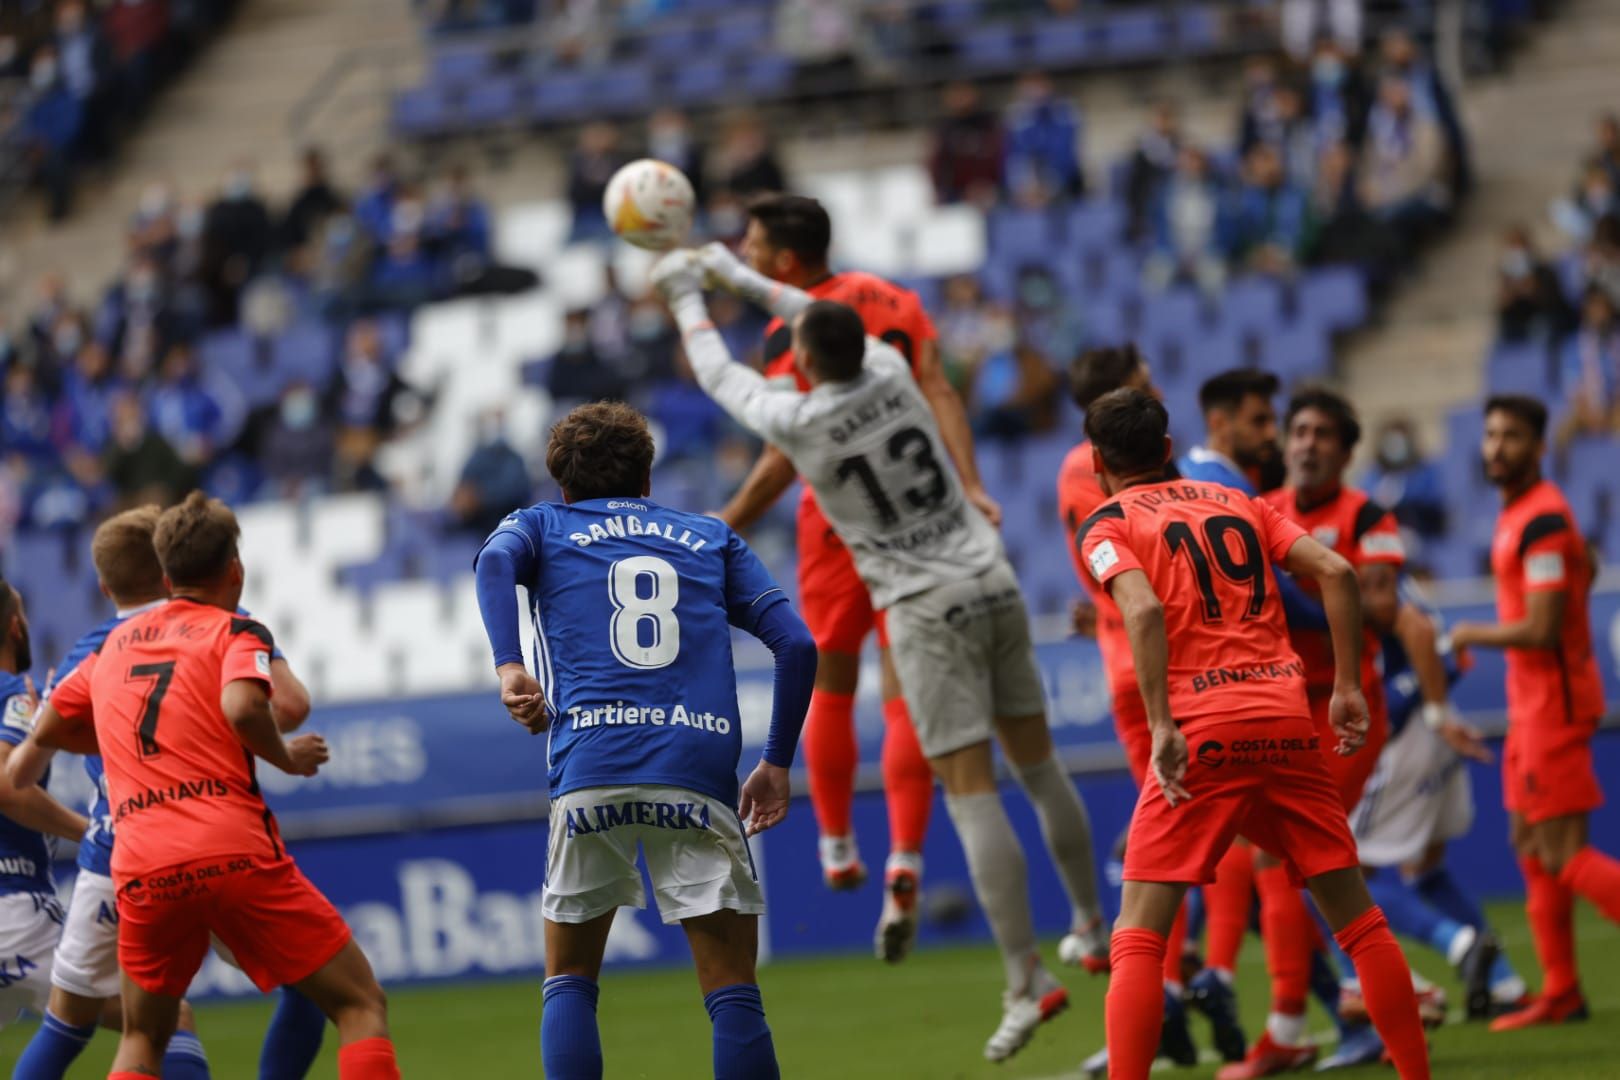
[497,662,548,734]
[1151,726,1192,808]
[282,734,329,777]
[1328,684,1370,755]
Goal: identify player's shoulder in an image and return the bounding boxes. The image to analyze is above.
[1507,481,1576,552]
[63,613,125,671]
[1346,487,1395,538]
[1259,486,1290,509]
[1074,496,1128,547]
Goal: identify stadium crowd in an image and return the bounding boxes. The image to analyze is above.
[0,0,244,220]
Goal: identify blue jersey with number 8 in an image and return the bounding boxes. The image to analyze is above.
[484,497,787,805]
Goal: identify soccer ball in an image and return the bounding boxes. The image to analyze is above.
[603,159,696,251]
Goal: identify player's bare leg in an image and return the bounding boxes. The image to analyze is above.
[108,978,180,1077]
[931,739,1066,1062]
[292,940,399,1079]
[805,648,866,890]
[995,712,1106,969]
[683,910,781,1080]
[874,647,930,962]
[540,910,616,1079]
[1494,811,1603,1030]
[1301,867,1429,1079]
[1108,880,1192,1079]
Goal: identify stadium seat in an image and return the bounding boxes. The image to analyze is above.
[372,581,474,695]
[742,55,795,96]
[493,199,571,271]
[670,62,731,106]
[1219,275,1287,338]
[1255,323,1331,381]
[460,77,524,126]
[908,205,987,278]
[591,64,656,114]
[309,494,388,569]
[989,207,1063,264]
[1174,2,1222,53]
[958,24,1024,73]
[531,72,593,122]
[643,19,711,60]
[710,9,771,52]
[273,321,338,387]
[392,86,457,137]
[431,46,493,84]
[1030,18,1096,67]
[1098,9,1168,59]
[1486,338,1554,396]
[1299,267,1368,333]
[1065,201,1125,253]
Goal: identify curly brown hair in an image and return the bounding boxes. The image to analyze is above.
[91,505,166,605]
[154,491,242,587]
[546,402,655,502]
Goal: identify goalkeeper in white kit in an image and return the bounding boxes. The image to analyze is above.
[651,246,1107,1063]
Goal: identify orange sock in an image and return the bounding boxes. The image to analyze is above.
[1559,846,1620,925]
[880,697,932,853]
[1204,843,1254,974]
[1106,928,1167,1080]
[1163,903,1189,985]
[803,691,858,838]
[1255,864,1313,1019]
[1336,909,1430,1080]
[338,1037,401,1080]
[1522,855,1579,996]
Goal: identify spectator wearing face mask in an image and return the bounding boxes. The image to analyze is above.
[646,108,706,209]
[1378,27,1470,196]
[1237,55,1283,155]
[1012,263,1085,362]
[536,308,628,405]
[53,342,124,456]
[1,366,56,464]
[449,409,532,535]
[52,0,113,159]
[970,334,1061,441]
[1556,287,1620,450]
[22,45,83,221]
[1223,142,1316,278]
[147,340,247,467]
[568,122,629,243]
[1145,144,1228,294]
[1552,159,1620,245]
[1358,75,1451,246]
[1002,72,1084,206]
[259,380,335,498]
[1123,101,1181,242]
[201,162,275,325]
[102,390,193,508]
[1496,226,1575,344]
[1305,39,1370,150]
[1360,417,1446,541]
[97,253,182,366]
[280,146,346,251]
[930,82,1005,209]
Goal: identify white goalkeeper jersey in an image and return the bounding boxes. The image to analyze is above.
[685,333,1004,609]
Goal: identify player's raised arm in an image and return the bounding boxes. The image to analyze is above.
[913,338,1001,527]
[697,241,815,321]
[657,253,799,444]
[473,522,548,733]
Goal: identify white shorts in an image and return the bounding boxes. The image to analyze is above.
[885,559,1048,759]
[543,785,764,926]
[1350,718,1475,868]
[52,870,121,1000]
[0,891,64,1028]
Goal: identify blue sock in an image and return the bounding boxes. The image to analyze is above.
[704,983,779,1080]
[1409,866,1485,929]
[1369,872,1465,959]
[541,975,603,1080]
[1183,886,1207,946]
[259,987,327,1080]
[163,1030,212,1079]
[13,1009,96,1079]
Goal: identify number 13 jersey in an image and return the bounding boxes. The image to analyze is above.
[486,500,789,805]
[752,343,1003,610]
[1077,480,1313,728]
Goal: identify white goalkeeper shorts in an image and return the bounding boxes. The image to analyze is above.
[543,785,763,926]
[1350,718,1475,868]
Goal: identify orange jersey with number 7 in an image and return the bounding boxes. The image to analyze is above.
[47,598,285,885]
[1076,479,1312,727]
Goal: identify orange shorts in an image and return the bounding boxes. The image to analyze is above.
[117,854,352,996]
[797,499,887,654]
[1307,688,1389,812]
[1123,715,1361,886]
[1504,716,1604,824]
[1113,688,1151,788]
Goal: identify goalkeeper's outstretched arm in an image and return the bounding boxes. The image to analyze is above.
[697,242,815,321]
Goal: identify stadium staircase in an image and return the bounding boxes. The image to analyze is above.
[0,0,419,314]
[1342,0,1620,452]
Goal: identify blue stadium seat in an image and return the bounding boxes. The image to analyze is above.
[710,9,771,52]
[1098,9,1168,59]
[1486,338,1554,396]
[392,86,457,137]
[1174,2,1222,53]
[989,207,1063,264]
[1255,323,1331,382]
[1030,18,1096,67]
[670,62,731,105]
[1140,286,1208,340]
[1299,267,1367,333]
[1219,275,1287,338]
[958,24,1024,73]
[1065,201,1125,252]
[592,64,656,114]
[460,77,523,126]
[742,55,795,96]
[531,71,593,122]
[644,20,711,61]
[274,322,338,387]
[432,46,493,84]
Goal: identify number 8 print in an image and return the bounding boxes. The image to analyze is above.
[608,556,681,669]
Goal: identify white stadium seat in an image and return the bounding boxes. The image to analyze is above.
[494,199,572,271]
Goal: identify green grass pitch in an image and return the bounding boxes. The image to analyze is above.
[3,901,1615,1077]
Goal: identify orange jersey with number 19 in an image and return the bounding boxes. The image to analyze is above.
[48,598,283,885]
[1077,479,1311,728]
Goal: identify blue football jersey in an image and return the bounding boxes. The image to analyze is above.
[1175,446,1257,495]
[487,498,787,805]
[0,670,54,894]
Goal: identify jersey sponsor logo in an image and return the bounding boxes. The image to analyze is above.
[255,650,272,677]
[124,857,257,902]
[1189,660,1306,694]
[567,514,709,552]
[606,501,649,511]
[1088,540,1120,580]
[96,899,119,927]
[1209,735,1321,765]
[114,778,232,822]
[1359,532,1404,558]
[1312,526,1341,547]
[1196,740,1225,768]
[2,694,33,734]
[0,953,39,988]
[562,799,713,838]
[1525,552,1566,586]
[0,856,38,878]
[564,701,732,735]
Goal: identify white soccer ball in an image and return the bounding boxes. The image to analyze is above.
[603,159,696,251]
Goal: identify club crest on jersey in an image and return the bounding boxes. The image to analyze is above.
[1312,526,1340,547]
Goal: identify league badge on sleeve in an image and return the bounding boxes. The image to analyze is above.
[3,694,35,735]
[1088,540,1120,581]
[256,651,272,678]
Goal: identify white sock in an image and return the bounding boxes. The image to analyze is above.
[885,850,923,877]
[1013,755,1102,926]
[819,834,858,868]
[945,791,1038,994]
[1267,1011,1307,1047]
[1445,924,1476,967]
